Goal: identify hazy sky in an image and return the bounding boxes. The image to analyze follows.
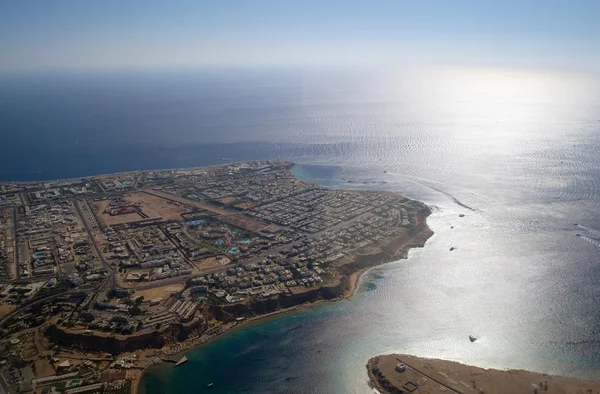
[1,0,598,73]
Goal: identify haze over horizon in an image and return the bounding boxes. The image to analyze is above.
[1,0,599,75]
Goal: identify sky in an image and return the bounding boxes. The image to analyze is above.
[0,0,599,74]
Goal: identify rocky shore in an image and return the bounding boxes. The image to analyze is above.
[134,217,433,393]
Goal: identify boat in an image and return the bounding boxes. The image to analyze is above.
[469,335,477,342]
[207,383,214,388]
[174,356,188,367]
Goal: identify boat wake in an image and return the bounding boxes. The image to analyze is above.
[575,224,600,248]
[426,184,478,211]
[576,224,600,238]
[384,172,480,211]
[579,235,600,248]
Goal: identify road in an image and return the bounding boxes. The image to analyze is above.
[74,199,115,289]
[0,289,75,327]
[0,371,10,394]
[33,328,47,357]
[10,207,18,280]
[397,357,463,394]
[2,190,402,300]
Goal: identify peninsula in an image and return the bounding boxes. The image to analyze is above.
[0,161,432,393]
[367,354,600,394]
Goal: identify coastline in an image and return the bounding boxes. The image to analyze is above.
[133,289,347,392]
[2,159,296,185]
[1,160,435,393]
[135,221,433,393]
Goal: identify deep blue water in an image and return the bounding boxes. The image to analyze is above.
[2,69,600,393]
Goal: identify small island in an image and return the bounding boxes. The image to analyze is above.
[0,161,432,393]
[367,354,600,394]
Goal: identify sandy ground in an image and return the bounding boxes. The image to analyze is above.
[145,189,230,216]
[144,189,267,232]
[100,369,127,382]
[345,269,364,297]
[368,354,600,394]
[94,192,188,226]
[124,193,187,221]
[234,202,256,209]
[94,200,143,226]
[0,303,16,318]
[133,284,184,300]
[190,256,230,272]
[218,197,237,205]
[128,370,144,394]
[219,213,267,233]
[34,358,56,379]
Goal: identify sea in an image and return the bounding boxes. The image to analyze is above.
[2,67,600,393]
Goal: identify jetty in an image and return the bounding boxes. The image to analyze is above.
[175,356,188,367]
[161,355,188,367]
